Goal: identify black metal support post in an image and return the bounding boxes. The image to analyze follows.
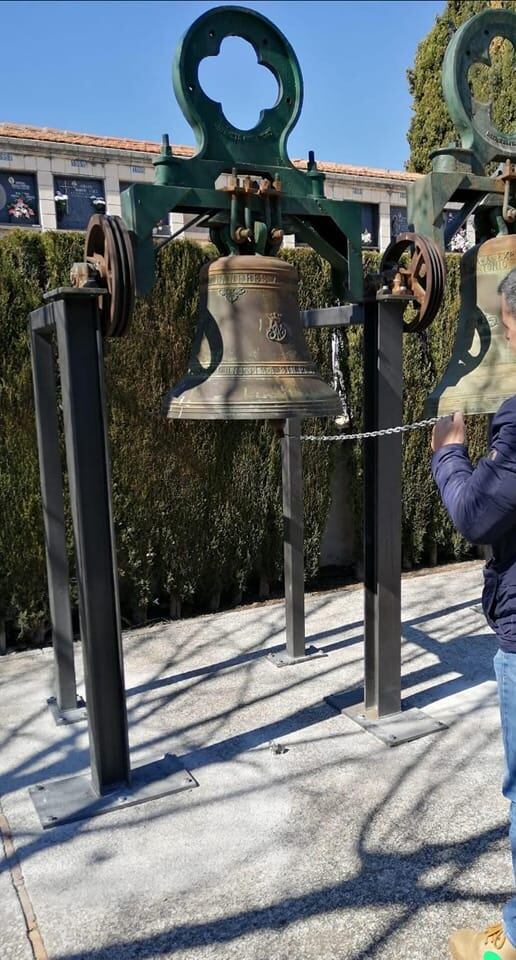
[326,296,447,746]
[53,293,131,793]
[30,315,83,721]
[283,417,305,658]
[364,298,403,717]
[28,289,197,827]
[363,299,380,712]
[268,418,325,668]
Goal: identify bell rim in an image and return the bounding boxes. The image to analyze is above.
[163,397,342,420]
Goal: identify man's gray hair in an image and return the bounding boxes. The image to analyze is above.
[499,268,516,315]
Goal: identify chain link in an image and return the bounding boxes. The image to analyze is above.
[301,417,444,442]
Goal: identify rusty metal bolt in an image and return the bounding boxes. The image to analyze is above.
[70,261,94,288]
[392,271,408,295]
[233,227,252,243]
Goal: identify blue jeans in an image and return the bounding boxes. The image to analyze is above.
[494,648,516,946]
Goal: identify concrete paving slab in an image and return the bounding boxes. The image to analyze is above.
[0,562,512,960]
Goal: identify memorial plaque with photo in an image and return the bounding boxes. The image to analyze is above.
[361,203,379,248]
[0,171,39,225]
[54,176,105,230]
[445,209,471,253]
[390,205,408,240]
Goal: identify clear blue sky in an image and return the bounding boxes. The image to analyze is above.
[0,0,444,170]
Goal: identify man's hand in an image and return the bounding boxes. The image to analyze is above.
[431,412,466,452]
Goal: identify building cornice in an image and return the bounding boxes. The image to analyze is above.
[0,122,419,186]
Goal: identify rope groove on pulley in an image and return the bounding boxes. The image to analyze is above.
[84,214,136,337]
[380,232,446,332]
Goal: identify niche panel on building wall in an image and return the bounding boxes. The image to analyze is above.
[54,176,105,230]
[361,203,379,248]
[390,205,408,240]
[0,171,39,225]
[444,209,472,252]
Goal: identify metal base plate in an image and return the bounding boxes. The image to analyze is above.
[267,645,327,668]
[326,698,448,746]
[47,695,87,726]
[29,754,198,829]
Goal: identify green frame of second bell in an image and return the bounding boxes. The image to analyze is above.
[409,7,516,249]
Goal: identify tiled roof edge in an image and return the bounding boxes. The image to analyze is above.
[0,122,419,181]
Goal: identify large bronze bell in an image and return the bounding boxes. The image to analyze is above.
[163,255,341,420]
[425,235,516,416]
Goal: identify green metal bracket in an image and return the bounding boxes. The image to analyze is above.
[408,7,516,249]
[121,5,363,301]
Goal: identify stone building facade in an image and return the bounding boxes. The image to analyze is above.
[0,122,423,250]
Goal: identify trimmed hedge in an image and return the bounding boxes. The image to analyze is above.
[0,232,485,638]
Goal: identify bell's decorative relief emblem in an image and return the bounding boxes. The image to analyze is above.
[264,312,288,343]
[218,286,246,304]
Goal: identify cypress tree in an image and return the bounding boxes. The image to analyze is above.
[407,0,516,173]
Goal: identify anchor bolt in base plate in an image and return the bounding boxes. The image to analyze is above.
[267,645,327,668]
[29,753,198,828]
[47,695,87,726]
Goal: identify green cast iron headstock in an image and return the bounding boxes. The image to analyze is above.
[172,5,302,168]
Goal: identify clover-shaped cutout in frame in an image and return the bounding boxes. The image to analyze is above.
[172,5,303,170]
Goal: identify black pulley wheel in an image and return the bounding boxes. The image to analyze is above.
[85,214,136,337]
[380,232,446,332]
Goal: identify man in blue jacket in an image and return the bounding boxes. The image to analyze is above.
[432,268,516,960]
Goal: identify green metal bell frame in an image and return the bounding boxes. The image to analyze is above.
[120,5,363,304]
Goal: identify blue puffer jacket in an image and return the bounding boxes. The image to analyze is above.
[432,395,516,651]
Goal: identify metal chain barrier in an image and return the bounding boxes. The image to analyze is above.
[301,417,445,442]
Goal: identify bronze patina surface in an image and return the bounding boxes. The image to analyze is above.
[163,255,341,420]
[425,235,516,416]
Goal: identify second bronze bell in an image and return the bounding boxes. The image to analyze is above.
[425,235,516,417]
[162,255,341,421]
